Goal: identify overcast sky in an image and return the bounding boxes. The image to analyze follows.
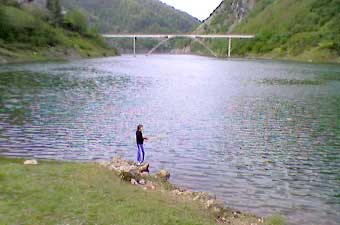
[160,0,223,21]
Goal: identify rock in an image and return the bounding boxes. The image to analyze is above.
[233,211,241,218]
[205,199,224,209]
[145,182,156,190]
[139,163,149,173]
[119,171,134,182]
[158,170,170,181]
[182,191,193,197]
[213,206,221,213]
[193,195,200,201]
[172,189,181,195]
[206,199,215,209]
[140,171,149,177]
[24,159,38,165]
[139,179,146,185]
[131,179,138,185]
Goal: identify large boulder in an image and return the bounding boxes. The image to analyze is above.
[108,156,136,173]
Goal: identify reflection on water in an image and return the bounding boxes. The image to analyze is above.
[0,55,339,225]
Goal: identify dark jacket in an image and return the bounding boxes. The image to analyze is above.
[136,130,144,145]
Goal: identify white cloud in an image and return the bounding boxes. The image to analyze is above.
[160,0,223,21]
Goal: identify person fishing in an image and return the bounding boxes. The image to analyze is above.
[136,124,148,165]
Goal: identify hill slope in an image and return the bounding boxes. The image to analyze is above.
[60,0,200,34]
[195,0,340,63]
[0,1,117,64]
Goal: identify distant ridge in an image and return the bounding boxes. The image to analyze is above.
[60,0,200,34]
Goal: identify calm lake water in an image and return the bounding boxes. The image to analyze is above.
[0,55,339,225]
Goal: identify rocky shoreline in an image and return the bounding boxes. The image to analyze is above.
[98,156,265,225]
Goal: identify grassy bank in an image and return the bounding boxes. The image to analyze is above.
[0,157,218,225]
[0,157,286,225]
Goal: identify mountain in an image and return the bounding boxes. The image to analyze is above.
[193,0,340,63]
[60,0,200,34]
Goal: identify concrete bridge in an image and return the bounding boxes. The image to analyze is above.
[102,34,255,57]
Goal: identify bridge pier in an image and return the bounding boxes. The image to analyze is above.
[133,36,136,57]
[228,37,232,58]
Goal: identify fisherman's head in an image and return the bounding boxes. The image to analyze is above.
[137,124,144,132]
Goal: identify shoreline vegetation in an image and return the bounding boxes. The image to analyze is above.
[0,156,287,225]
[0,1,118,65]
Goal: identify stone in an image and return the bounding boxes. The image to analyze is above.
[158,170,170,181]
[140,172,149,177]
[119,171,134,182]
[145,182,156,190]
[182,191,193,197]
[206,199,215,209]
[205,199,224,209]
[131,179,138,185]
[139,179,146,185]
[213,206,221,213]
[193,195,200,201]
[172,189,182,195]
[24,159,38,165]
[139,163,149,173]
[233,211,241,218]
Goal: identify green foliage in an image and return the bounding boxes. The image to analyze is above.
[0,2,116,62]
[46,0,62,25]
[63,9,88,34]
[196,0,340,62]
[0,5,61,47]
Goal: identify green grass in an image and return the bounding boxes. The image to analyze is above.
[0,157,217,225]
[264,215,287,225]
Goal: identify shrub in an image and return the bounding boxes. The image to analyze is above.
[63,9,89,34]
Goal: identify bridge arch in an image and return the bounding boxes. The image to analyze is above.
[146,36,218,57]
[102,34,255,58]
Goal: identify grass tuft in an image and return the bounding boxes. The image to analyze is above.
[265,214,287,225]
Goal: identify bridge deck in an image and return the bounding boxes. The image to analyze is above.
[102,34,255,39]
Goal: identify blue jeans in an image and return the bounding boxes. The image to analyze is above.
[137,144,145,164]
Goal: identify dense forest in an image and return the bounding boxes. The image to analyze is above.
[60,0,200,34]
[0,0,117,63]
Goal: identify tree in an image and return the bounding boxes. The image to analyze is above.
[46,0,62,25]
[63,9,88,34]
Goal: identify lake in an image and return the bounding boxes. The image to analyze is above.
[0,55,339,225]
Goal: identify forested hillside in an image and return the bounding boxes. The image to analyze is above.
[60,0,200,34]
[0,0,117,63]
[194,0,340,63]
